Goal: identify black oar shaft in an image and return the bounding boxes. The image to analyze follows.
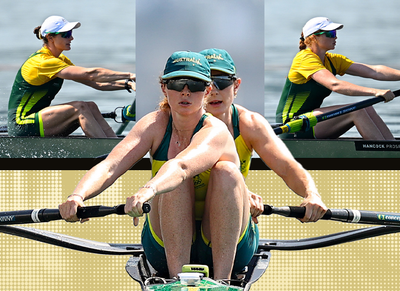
[0,208,61,225]
[101,112,117,119]
[0,203,151,225]
[315,96,388,123]
[264,205,400,226]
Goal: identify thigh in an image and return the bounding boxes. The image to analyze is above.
[313,105,355,139]
[148,178,196,240]
[40,102,80,124]
[40,103,81,136]
[201,161,249,239]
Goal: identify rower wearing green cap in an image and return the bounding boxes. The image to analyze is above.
[60,50,257,281]
[200,48,327,226]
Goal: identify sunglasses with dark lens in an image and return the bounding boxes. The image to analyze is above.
[212,75,236,90]
[313,30,336,38]
[164,78,209,92]
[54,30,73,38]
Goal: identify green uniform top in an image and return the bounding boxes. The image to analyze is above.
[276,48,354,124]
[231,104,252,178]
[8,47,73,136]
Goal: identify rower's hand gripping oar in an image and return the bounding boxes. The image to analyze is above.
[0,203,151,225]
[274,89,400,135]
[264,205,400,226]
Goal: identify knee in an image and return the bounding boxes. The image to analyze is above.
[364,106,379,116]
[352,107,376,119]
[85,101,100,111]
[211,161,243,184]
[73,101,99,114]
[71,101,88,112]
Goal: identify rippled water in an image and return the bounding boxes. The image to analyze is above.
[0,0,135,135]
[265,0,400,137]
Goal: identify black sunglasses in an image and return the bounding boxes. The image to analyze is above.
[212,75,236,90]
[163,78,210,92]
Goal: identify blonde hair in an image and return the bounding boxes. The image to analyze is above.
[158,77,170,112]
[299,31,319,51]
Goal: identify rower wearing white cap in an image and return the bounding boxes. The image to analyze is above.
[276,16,400,140]
[8,16,135,138]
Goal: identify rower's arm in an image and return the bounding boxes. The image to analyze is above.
[123,117,240,223]
[59,112,159,222]
[312,69,393,100]
[139,120,236,195]
[56,66,135,83]
[74,78,135,91]
[346,63,400,81]
[240,110,327,222]
[73,113,158,200]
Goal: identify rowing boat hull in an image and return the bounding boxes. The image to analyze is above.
[0,136,399,171]
[1,136,399,159]
[0,136,122,158]
[282,138,400,159]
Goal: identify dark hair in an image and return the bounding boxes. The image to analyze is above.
[299,32,306,50]
[33,26,42,39]
[33,25,53,44]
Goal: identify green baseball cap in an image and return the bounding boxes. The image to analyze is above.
[162,51,211,82]
[199,48,236,75]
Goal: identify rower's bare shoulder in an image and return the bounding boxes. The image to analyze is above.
[132,110,169,132]
[236,105,271,131]
[117,110,169,155]
[122,110,169,149]
[201,116,234,144]
[204,114,229,130]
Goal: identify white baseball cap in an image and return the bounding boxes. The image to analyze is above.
[303,17,343,38]
[40,16,81,38]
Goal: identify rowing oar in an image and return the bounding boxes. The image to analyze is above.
[274,89,400,135]
[263,205,400,226]
[0,203,151,225]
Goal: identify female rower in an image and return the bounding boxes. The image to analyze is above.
[8,15,135,138]
[200,48,327,223]
[59,51,257,281]
[276,16,400,140]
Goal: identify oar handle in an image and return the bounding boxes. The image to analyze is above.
[0,203,151,225]
[263,205,332,219]
[263,205,400,226]
[77,203,151,219]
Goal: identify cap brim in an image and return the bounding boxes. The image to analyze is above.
[321,22,343,31]
[210,67,236,75]
[162,71,211,82]
[59,21,81,32]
